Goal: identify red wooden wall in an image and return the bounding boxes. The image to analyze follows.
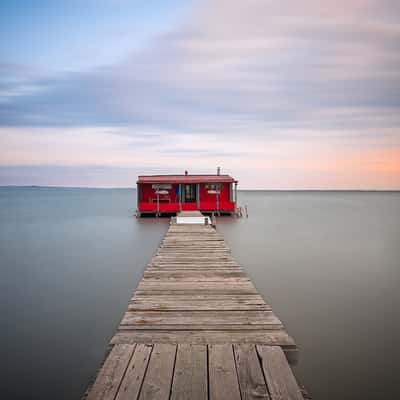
[138,182,234,211]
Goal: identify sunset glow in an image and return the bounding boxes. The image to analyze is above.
[1,0,399,188]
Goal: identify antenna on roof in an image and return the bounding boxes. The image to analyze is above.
[217,166,221,175]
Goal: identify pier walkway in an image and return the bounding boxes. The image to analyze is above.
[85,213,303,400]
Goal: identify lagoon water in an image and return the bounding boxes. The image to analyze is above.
[1,187,399,399]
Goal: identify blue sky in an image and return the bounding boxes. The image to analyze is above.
[1,0,400,188]
[0,1,191,70]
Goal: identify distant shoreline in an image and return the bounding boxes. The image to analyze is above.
[0,185,399,192]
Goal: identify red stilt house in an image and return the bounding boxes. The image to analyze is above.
[136,172,238,216]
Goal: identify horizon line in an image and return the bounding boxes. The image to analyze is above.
[1,185,399,192]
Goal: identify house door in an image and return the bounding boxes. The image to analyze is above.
[183,184,197,202]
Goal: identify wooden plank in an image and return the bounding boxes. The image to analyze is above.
[160,244,228,248]
[161,240,226,242]
[145,272,244,275]
[151,259,236,263]
[86,344,136,400]
[157,249,231,252]
[147,269,243,272]
[135,290,258,296]
[142,277,250,283]
[143,277,243,281]
[143,271,246,276]
[137,282,257,291]
[149,262,241,265]
[167,231,215,234]
[138,279,252,285]
[137,282,256,289]
[129,297,267,304]
[152,254,234,258]
[158,248,230,252]
[129,300,268,307]
[158,252,231,255]
[148,265,242,269]
[152,256,233,258]
[150,261,240,264]
[128,303,269,309]
[167,232,217,235]
[209,344,241,400]
[129,295,269,310]
[163,239,224,241]
[160,242,227,245]
[131,294,266,301]
[137,290,258,296]
[115,344,152,400]
[158,250,230,253]
[157,246,230,252]
[120,310,282,327]
[151,260,236,264]
[150,259,238,262]
[111,330,297,347]
[170,344,207,400]
[161,244,224,246]
[152,255,234,257]
[135,290,259,296]
[139,343,177,400]
[119,324,283,331]
[143,273,249,279]
[128,301,270,312]
[162,243,225,246]
[145,268,244,273]
[159,238,225,241]
[157,253,231,256]
[146,269,243,273]
[143,271,245,276]
[163,237,224,239]
[256,346,303,400]
[233,344,270,400]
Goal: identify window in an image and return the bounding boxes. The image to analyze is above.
[152,184,172,190]
[184,184,197,202]
[205,183,222,191]
[205,183,215,190]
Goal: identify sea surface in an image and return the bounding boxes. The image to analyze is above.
[1,187,399,399]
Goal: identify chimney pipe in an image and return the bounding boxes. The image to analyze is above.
[217,166,221,175]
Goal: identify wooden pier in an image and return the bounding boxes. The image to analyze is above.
[85,213,304,400]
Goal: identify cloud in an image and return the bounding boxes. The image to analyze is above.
[1,0,399,131]
[1,125,399,189]
[0,0,400,188]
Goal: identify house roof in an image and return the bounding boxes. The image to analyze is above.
[137,174,237,184]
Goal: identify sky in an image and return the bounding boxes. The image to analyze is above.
[0,0,399,189]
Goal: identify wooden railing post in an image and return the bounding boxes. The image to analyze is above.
[234,182,238,205]
[179,184,182,211]
[216,184,220,215]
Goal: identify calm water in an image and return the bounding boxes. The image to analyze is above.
[1,188,399,399]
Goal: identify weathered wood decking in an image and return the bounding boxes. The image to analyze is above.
[86,214,303,400]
